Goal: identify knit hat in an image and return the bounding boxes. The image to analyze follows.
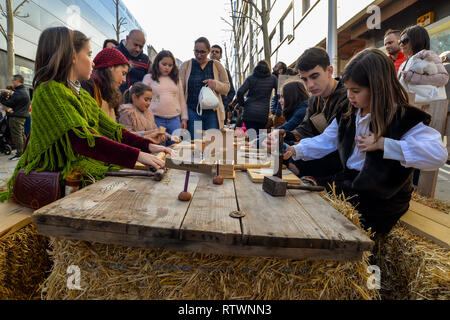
[93,48,129,70]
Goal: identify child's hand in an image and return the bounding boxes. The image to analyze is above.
[355,132,385,152]
[283,146,296,160]
[137,152,166,170]
[148,144,175,157]
[145,131,166,143]
[170,135,182,143]
[181,120,188,130]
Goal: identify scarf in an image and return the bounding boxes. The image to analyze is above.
[1,80,125,200]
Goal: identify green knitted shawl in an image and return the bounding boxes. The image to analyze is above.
[1,80,124,200]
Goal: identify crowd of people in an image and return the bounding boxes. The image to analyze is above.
[0,23,448,237]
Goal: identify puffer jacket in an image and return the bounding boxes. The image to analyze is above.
[400,50,449,88]
[236,64,278,124]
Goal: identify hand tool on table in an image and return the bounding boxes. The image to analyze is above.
[213,163,224,185]
[106,169,165,182]
[178,171,192,201]
[262,133,325,197]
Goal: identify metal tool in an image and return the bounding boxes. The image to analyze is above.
[105,169,165,182]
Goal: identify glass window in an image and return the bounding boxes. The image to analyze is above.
[430,28,450,56]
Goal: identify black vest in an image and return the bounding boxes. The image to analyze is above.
[336,106,431,199]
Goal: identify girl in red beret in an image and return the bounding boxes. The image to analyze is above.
[81,47,130,122]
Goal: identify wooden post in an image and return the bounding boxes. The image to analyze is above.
[417,100,449,198]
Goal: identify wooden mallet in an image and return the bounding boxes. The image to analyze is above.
[213,163,224,185]
[262,133,325,197]
[178,171,192,201]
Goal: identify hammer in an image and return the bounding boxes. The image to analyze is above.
[106,169,165,182]
[262,133,324,197]
[263,176,324,196]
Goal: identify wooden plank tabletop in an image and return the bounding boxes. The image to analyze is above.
[32,170,374,261]
[0,202,34,240]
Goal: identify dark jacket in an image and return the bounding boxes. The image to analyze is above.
[336,105,431,199]
[236,64,278,124]
[0,85,30,118]
[291,79,348,140]
[115,41,151,93]
[222,68,235,108]
[278,100,308,132]
[270,94,282,116]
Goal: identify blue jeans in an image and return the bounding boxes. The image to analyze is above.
[187,108,219,139]
[154,116,181,146]
[24,115,31,137]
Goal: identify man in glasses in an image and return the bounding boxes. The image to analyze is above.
[384,29,407,72]
[210,45,235,125]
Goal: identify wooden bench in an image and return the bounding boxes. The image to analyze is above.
[0,201,34,240]
[416,99,449,198]
[400,200,449,248]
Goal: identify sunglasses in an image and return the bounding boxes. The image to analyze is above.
[398,38,410,45]
[194,50,208,55]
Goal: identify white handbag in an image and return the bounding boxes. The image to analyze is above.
[400,77,447,104]
[399,54,447,105]
[197,85,220,116]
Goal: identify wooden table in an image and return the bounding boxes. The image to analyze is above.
[32,170,373,261]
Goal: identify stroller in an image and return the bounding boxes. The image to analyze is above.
[0,113,14,155]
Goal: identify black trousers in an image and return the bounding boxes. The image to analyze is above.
[245,120,267,147]
[291,151,343,185]
[326,169,413,235]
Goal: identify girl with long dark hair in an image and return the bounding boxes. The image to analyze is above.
[282,48,447,235]
[143,50,188,143]
[277,81,309,132]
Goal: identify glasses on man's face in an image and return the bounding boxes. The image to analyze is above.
[194,50,208,55]
[398,38,410,46]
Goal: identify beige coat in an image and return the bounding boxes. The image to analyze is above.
[179,59,230,128]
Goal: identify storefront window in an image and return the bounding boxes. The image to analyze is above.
[14,66,34,88]
[430,28,450,56]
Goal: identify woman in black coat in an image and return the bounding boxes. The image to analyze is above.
[236,60,278,134]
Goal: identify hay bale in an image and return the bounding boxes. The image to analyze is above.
[41,189,378,300]
[377,194,449,300]
[40,187,449,300]
[379,225,450,300]
[0,224,52,300]
[411,192,450,214]
[42,238,377,300]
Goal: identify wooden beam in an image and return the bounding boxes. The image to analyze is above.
[351,0,419,40]
[0,202,33,240]
[400,201,450,248]
[417,100,449,198]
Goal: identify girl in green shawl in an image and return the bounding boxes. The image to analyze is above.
[2,27,172,200]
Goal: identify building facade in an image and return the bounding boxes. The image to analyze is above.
[231,0,450,86]
[0,0,144,89]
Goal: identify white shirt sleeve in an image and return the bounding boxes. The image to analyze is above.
[292,119,339,161]
[383,122,448,171]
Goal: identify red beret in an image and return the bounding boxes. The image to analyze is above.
[93,48,129,70]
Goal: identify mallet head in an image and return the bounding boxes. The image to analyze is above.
[153,169,165,182]
[262,176,288,197]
